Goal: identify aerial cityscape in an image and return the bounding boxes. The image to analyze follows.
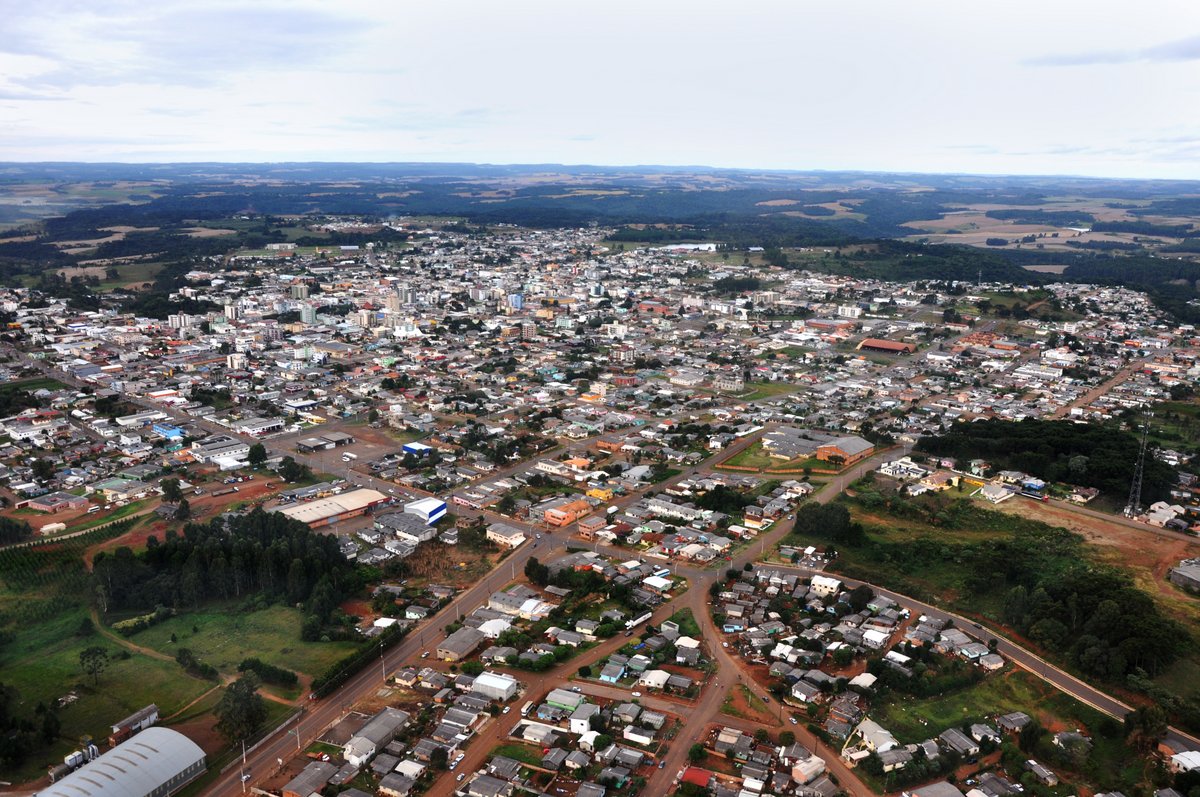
[1,5,1200,797]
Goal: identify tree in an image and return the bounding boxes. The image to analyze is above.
[1125,704,1168,753]
[174,498,191,521]
[687,743,708,763]
[79,646,109,685]
[278,456,311,483]
[247,443,267,468]
[161,478,183,503]
[215,675,268,743]
[31,459,55,481]
[753,728,769,743]
[780,730,796,746]
[430,747,449,770]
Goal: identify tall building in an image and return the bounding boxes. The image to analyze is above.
[300,304,317,325]
[290,284,310,300]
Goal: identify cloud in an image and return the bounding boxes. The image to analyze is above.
[1026,33,1200,66]
[0,88,67,101]
[4,2,373,90]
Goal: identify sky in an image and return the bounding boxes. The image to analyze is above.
[1,0,1199,179]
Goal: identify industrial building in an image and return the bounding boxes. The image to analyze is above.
[37,727,206,797]
[274,488,390,528]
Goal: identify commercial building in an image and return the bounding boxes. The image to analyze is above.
[37,727,205,797]
[485,523,527,548]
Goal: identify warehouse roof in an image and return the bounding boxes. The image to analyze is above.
[37,728,205,797]
[275,488,388,524]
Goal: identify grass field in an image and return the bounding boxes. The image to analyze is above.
[722,442,782,470]
[735,381,800,401]
[667,608,702,638]
[489,742,543,766]
[0,606,211,783]
[130,605,361,680]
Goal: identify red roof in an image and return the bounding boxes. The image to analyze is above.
[681,767,712,787]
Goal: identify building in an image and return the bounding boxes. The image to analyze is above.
[486,523,527,548]
[857,338,917,355]
[274,488,389,528]
[282,761,337,797]
[37,727,205,797]
[343,707,410,767]
[437,627,487,661]
[404,497,447,525]
[470,671,519,701]
[1168,559,1200,592]
[544,498,591,527]
[109,704,159,746]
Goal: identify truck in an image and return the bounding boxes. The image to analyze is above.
[625,611,653,631]
[342,452,358,462]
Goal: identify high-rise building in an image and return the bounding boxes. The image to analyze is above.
[300,304,317,325]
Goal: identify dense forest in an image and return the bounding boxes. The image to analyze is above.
[91,509,357,632]
[916,418,1177,503]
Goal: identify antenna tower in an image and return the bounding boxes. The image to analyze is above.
[1124,412,1152,517]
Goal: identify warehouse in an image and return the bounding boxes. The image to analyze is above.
[403,497,447,525]
[470,671,519,701]
[37,727,206,797]
[437,626,486,661]
[274,488,390,528]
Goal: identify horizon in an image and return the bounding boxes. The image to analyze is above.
[3,158,1200,185]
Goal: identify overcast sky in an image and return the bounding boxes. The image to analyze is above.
[2,0,1199,179]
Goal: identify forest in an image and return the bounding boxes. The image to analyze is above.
[91,509,358,634]
[915,418,1177,503]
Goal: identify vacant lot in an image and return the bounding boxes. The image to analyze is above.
[130,605,361,682]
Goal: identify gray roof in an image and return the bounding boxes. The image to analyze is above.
[37,728,206,797]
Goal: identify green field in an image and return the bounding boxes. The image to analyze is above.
[0,607,211,783]
[130,604,361,679]
[736,381,800,401]
[489,742,543,766]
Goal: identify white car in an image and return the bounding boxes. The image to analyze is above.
[502,706,511,714]
[456,774,465,782]
[722,642,728,648]
[631,691,642,697]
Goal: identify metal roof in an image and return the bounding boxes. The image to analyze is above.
[37,728,205,797]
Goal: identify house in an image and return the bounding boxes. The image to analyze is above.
[1025,759,1059,786]
[343,707,410,767]
[939,727,980,757]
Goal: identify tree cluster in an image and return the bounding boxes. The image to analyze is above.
[916,418,1177,503]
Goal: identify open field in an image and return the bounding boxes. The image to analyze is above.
[129,604,362,681]
[734,381,801,401]
[0,606,212,783]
